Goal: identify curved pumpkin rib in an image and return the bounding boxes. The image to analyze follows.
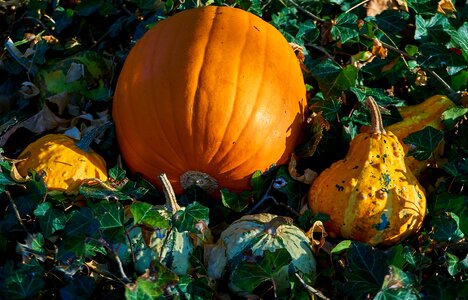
[150,20,192,168]
[190,11,217,166]
[209,18,268,169]
[206,14,251,166]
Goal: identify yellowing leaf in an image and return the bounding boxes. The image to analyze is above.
[372,39,388,59]
[437,0,456,17]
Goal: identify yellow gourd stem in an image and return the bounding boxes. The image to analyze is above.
[75,122,112,152]
[365,96,386,135]
[159,173,181,213]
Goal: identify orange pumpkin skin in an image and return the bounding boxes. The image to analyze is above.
[16,134,108,191]
[308,98,426,246]
[113,6,306,194]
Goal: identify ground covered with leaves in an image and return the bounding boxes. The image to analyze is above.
[0,0,467,299]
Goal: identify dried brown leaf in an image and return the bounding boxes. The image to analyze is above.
[437,0,457,16]
[372,39,388,59]
[295,112,330,158]
[366,0,408,16]
[288,153,318,185]
[19,82,40,99]
[306,220,328,253]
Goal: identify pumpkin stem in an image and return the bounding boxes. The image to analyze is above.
[159,173,181,213]
[365,96,386,135]
[75,122,112,152]
[263,216,293,237]
[180,171,218,194]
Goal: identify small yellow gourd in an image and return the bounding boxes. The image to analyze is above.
[308,97,426,246]
[16,132,108,191]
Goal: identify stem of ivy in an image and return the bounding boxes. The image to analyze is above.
[5,190,29,233]
[287,0,326,23]
[288,1,458,100]
[295,273,330,299]
[361,34,458,97]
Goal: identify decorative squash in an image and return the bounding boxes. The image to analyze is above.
[16,128,108,191]
[207,213,316,297]
[386,95,455,177]
[113,6,306,194]
[308,97,426,246]
[122,174,212,275]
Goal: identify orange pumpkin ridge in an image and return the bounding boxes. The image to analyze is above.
[113,6,307,194]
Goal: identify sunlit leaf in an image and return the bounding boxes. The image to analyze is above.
[331,13,359,44]
[374,266,418,300]
[311,59,358,99]
[130,201,169,228]
[173,202,209,234]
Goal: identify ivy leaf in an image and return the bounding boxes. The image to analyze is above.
[130,201,169,228]
[109,165,126,181]
[320,99,342,122]
[421,273,460,299]
[59,275,95,300]
[341,243,389,299]
[125,261,178,299]
[443,157,468,184]
[311,59,358,99]
[173,202,209,234]
[417,43,467,72]
[0,262,45,300]
[173,275,214,300]
[406,0,439,14]
[273,166,306,212]
[64,207,100,238]
[93,201,125,242]
[350,87,403,106]
[430,213,464,242]
[414,14,456,43]
[374,266,418,300]
[221,189,251,212]
[445,252,461,276]
[403,126,444,161]
[250,169,276,196]
[431,191,468,226]
[33,202,67,238]
[331,240,352,254]
[372,10,410,33]
[451,22,468,61]
[93,201,124,230]
[330,13,359,44]
[442,106,468,130]
[402,246,432,271]
[79,185,133,201]
[230,248,293,295]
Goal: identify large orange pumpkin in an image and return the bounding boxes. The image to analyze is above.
[113,6,307,194]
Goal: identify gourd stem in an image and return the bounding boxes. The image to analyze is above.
[159,173,181,213]
[75,122,112,152]
[180,171,218,194]
[365,96,386,134]
[263,216,293,237]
